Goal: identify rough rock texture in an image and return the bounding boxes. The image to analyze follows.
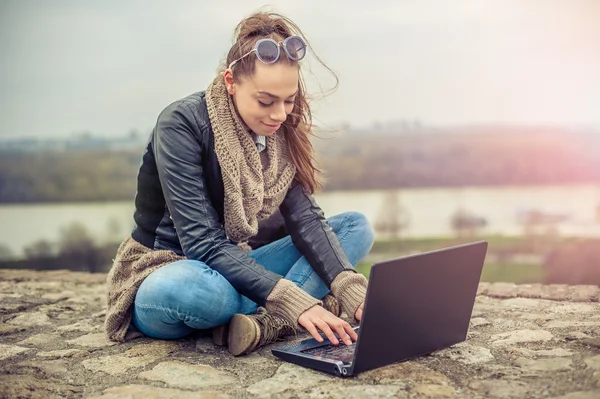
[0,270,598,398]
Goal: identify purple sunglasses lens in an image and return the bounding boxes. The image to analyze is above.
[285,37,306,60]
[256,40,279,63]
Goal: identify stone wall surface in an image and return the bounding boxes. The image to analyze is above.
[0,269,599,399]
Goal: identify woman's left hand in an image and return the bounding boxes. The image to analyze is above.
[354,301,365,321]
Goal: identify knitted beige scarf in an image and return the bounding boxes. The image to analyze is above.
[205,74,296,247]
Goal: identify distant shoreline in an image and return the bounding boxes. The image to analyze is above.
[1,182,598,205]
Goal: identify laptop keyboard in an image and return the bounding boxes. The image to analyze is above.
[301,342,356,363]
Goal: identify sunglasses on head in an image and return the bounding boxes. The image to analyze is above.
[228,35,307,70]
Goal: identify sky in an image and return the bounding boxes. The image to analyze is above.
[0,0,599,138]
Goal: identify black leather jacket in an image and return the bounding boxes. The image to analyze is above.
[131,91,355,306]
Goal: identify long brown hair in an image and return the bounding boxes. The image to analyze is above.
[225,12,337,193]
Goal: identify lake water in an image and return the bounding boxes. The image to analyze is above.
[2,184,600,258]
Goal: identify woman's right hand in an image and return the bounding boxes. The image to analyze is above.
[298,305,358,346]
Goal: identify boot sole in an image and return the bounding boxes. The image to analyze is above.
[228,314,260,356]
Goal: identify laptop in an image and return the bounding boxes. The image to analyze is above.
[272,241,488,377]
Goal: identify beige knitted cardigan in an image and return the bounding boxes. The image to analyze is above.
[104,236,186,342]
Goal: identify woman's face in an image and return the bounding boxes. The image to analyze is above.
[225,61,299,137]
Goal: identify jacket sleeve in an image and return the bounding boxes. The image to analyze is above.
[280,180,357,286]
[153,101,282,305]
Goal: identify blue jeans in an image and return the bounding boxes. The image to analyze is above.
[132,211,375,339]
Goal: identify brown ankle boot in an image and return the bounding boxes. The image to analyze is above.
[322,294,341,317]
[211,323,228,347]
[227,307,297,356]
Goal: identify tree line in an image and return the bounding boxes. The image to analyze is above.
[315,129,600,190]
[1,129,599,203]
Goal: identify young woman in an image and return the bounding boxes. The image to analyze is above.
[104,11,374,356]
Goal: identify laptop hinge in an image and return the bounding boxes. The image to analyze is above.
[339,362,354,377]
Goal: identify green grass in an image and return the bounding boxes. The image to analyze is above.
[480,262,544,284]
[355,261,372,279]
[371,234,584,253]
[355,260,544,284]
[352,235,592,283]
[370,235,522,254]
